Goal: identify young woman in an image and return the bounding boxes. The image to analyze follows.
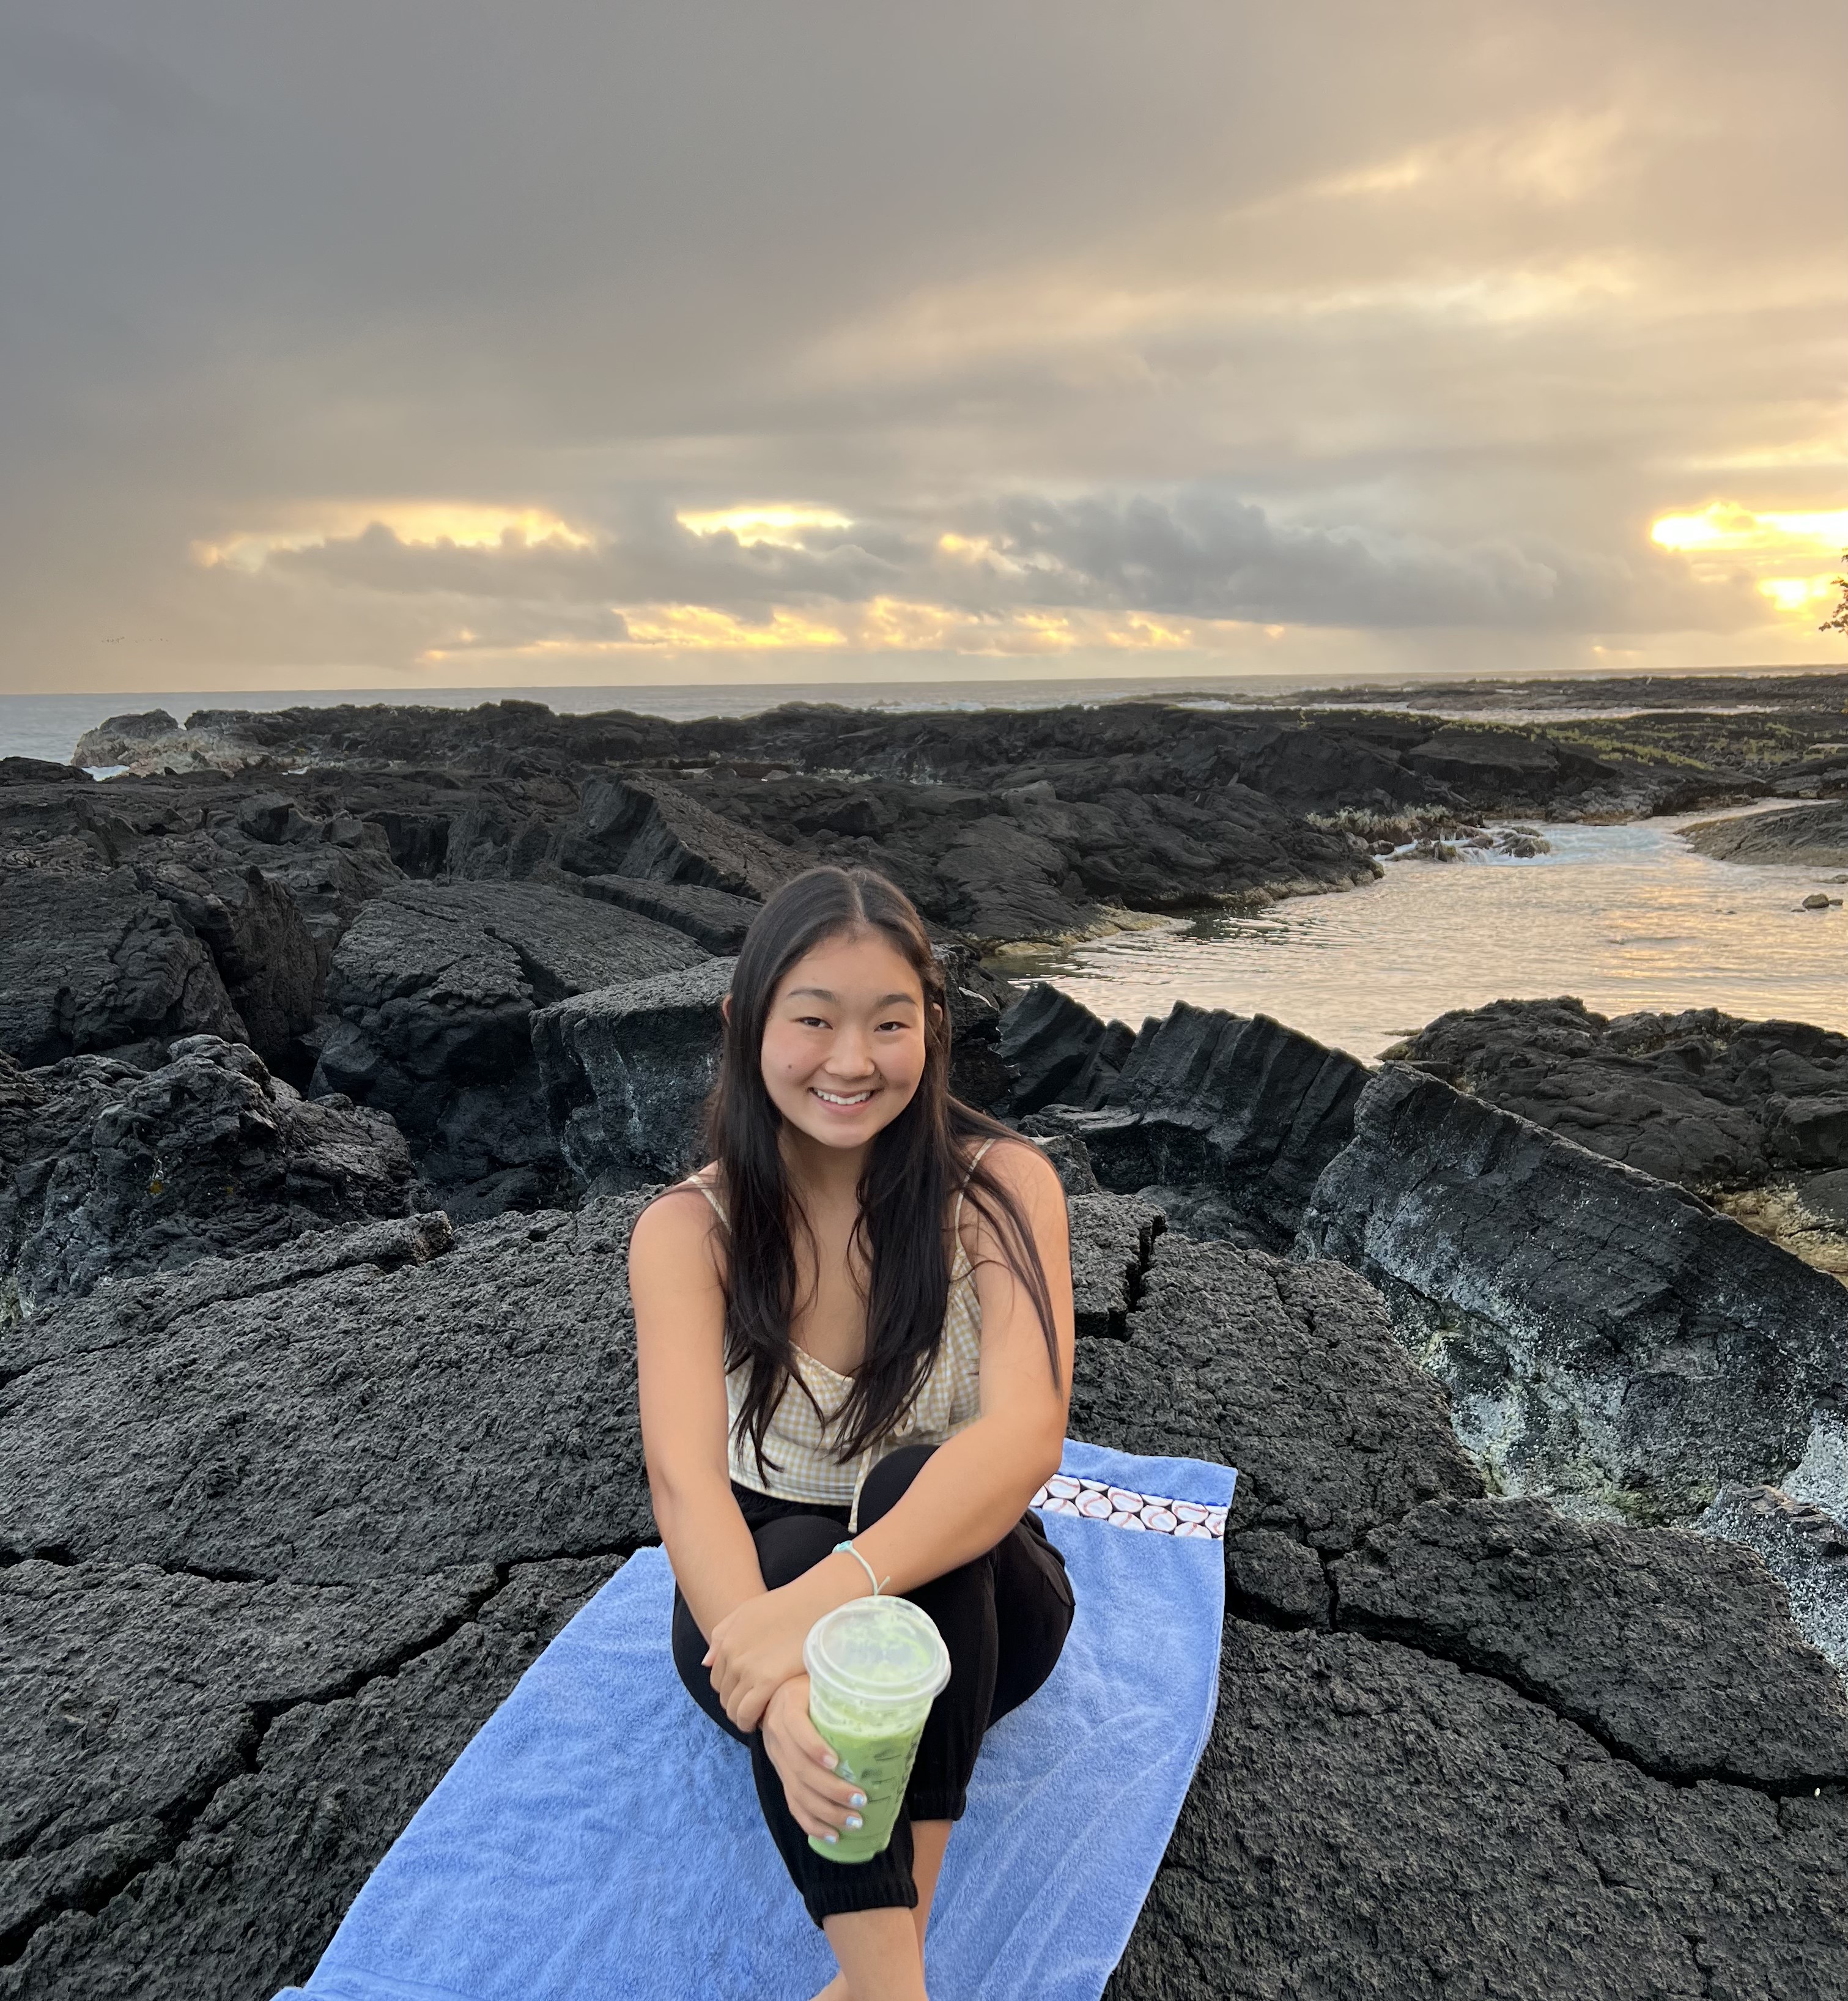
[629,865,1076,2001]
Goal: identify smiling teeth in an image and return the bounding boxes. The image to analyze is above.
[813,1089,874,1105]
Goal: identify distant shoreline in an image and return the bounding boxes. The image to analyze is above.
[5,662,1847,767]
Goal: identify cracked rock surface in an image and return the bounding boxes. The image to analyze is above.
[1065,1193,1163,1337]
[1109,1624,1848,2001]
[1,1038,412,1324]
[0,1200,654,1583]
[3,1557,616,2001]
[1082,1234,1848,2001]
[1073,1232,1484,1568]
[3,1192,1845,1997]
[1332,1495,1848,1786]
[0,1194,643,1998]
[1,1559,495,1960]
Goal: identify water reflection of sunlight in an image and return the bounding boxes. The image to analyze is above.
[1018,809,1848,1059]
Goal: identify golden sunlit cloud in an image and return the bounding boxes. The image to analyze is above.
[1650,503,1848,552]
[194,502,594,570]
[676,504,852,546]
[418,598,1226,664]
[623,605,850,650]
[1298,108,1632,211]
[1760,576,1839,612]
[1650,501,1848,625]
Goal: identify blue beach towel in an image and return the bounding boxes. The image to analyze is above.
[277,1440,1236,2001]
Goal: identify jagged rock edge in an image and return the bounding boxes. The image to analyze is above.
[0,1542,645,1969]
[1115,1256,1845,1802]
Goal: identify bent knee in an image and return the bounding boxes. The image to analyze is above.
[753,1512,847,1590]
[856,1443,938,1526]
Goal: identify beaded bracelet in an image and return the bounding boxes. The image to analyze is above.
[833,1540,890,1597]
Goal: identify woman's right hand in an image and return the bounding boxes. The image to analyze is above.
[760,1676,868,1845]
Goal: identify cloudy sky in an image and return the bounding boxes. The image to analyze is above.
[4,1,1846,698]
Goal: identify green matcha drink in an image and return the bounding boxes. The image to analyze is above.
[804,1596,952,1863]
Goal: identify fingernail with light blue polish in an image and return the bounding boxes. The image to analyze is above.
[849,1791,867,1808]
[822,1830,839,1845]
[845,1813,863,1830]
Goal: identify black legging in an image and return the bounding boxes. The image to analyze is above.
[671,1443,1076,1926]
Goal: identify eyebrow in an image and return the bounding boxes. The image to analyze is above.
[785,987,919,1007]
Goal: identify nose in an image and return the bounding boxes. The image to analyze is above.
[826,1024,879,1078]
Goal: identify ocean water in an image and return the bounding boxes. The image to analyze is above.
[1010,807,1848,1057]
[0,675,1357,769]
[4,668,1819,770]
[6,686,1842,1046]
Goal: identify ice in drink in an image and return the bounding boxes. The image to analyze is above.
[804,1596,951,1863]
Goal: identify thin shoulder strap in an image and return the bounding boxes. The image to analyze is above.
[685,1174,727,1222]
[952,1137,999,1232]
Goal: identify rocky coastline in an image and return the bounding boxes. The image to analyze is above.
[5,690,1848,1999]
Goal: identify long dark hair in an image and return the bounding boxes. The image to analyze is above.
[704,865,1059,1481]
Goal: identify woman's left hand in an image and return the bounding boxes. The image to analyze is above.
[705,1580,829,1733]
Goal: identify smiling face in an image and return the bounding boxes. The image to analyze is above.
[756,925,933,1153]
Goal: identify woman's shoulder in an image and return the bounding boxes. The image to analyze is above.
[957,1130,1065,1221]
[627,1166,725,1260]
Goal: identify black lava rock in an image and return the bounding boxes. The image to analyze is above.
[1000,983,1138,1114]
[533,958,734,1195]
[312,882,706,1214]
[1109,1622,1848,2001]
[578,875,763,953]
[1298,1063,1848,1518]
[0,868,246,1070]
[1020,997,1368,1249]
[1398,995,1848,1188]
[1,1036,412,1321]
[1332,1495,1848,1785]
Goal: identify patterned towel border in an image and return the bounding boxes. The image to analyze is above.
[1030,1474,1227,1539]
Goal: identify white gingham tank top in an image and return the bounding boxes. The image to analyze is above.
[693,1141,992,1529]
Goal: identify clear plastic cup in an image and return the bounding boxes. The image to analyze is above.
[803,1596,952,1862]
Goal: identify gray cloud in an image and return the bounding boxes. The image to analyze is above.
[268,487,1750,638]
[1,1,1843,692]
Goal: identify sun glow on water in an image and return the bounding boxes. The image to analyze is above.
[1019,813,1848,1063]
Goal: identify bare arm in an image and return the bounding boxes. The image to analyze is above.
[634,1183,869,1843]
[846,1136,1074,1588]
[703,1139,1074,1727]
[628,1185,766,1641]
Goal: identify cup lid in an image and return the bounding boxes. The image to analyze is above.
[804,1597,952,1707]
